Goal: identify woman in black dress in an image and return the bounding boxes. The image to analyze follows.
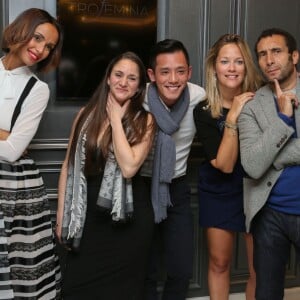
[193,34,262,300]
[56,52,156,299]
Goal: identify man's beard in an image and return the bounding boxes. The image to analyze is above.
[266,55,295,85]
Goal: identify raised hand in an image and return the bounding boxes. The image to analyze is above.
[226,92,255,124]
[106,93,130,127]
[274,79,298,117]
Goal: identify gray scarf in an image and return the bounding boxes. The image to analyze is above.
[61,118,133,250]
[61,118,88,250]
[147,83,189,223]
[96,150,133,222]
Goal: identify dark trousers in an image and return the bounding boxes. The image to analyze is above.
[144,176,194,300]
[251,206,300,300]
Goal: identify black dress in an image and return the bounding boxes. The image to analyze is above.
[193,101,246,232]
[62,172,154,300]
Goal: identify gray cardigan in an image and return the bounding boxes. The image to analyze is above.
[238,79,300,232]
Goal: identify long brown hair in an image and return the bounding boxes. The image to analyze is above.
[2,8,63,72]
[205,34,262,118]
[69,51,155,174]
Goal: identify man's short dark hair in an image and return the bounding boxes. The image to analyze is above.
[148,39,190,70]
[255,28,297,58]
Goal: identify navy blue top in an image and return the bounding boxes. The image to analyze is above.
[268,97,300,215]
[193,101,246,231]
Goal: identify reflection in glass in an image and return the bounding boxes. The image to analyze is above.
[57,0,157,100]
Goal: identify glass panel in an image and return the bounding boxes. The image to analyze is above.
[57,0,157,101]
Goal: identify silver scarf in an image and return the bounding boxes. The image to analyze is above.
[61,117,133,251]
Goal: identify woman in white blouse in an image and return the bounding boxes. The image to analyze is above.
[0,8,63,299]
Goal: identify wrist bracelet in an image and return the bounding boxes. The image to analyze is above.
[224,121,238,130]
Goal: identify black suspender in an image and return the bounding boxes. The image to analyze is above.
[10,76,38,132]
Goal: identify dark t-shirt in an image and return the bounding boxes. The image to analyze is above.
[193,101,246,231]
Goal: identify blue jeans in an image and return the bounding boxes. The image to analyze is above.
[251,206,300,300]
[144,176,194,300]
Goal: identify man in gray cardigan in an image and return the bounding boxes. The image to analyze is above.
[238,28,300,300]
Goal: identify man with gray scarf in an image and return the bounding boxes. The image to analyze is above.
[140,39,206,300]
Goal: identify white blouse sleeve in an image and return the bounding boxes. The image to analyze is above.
[0,80,49,162]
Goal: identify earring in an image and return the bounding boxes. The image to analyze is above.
[213,73,217,82]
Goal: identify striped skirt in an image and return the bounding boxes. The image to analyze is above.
[0,158,61,300]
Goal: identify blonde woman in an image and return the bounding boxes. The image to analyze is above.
[193,34,262,300]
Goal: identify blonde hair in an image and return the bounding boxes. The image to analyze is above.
[205,34,262,118]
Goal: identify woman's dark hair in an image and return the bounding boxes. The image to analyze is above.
[1,8,63,72]
[69,51,155,174]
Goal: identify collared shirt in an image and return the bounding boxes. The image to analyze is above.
[140,82,206,178]
[0,58,49,162]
